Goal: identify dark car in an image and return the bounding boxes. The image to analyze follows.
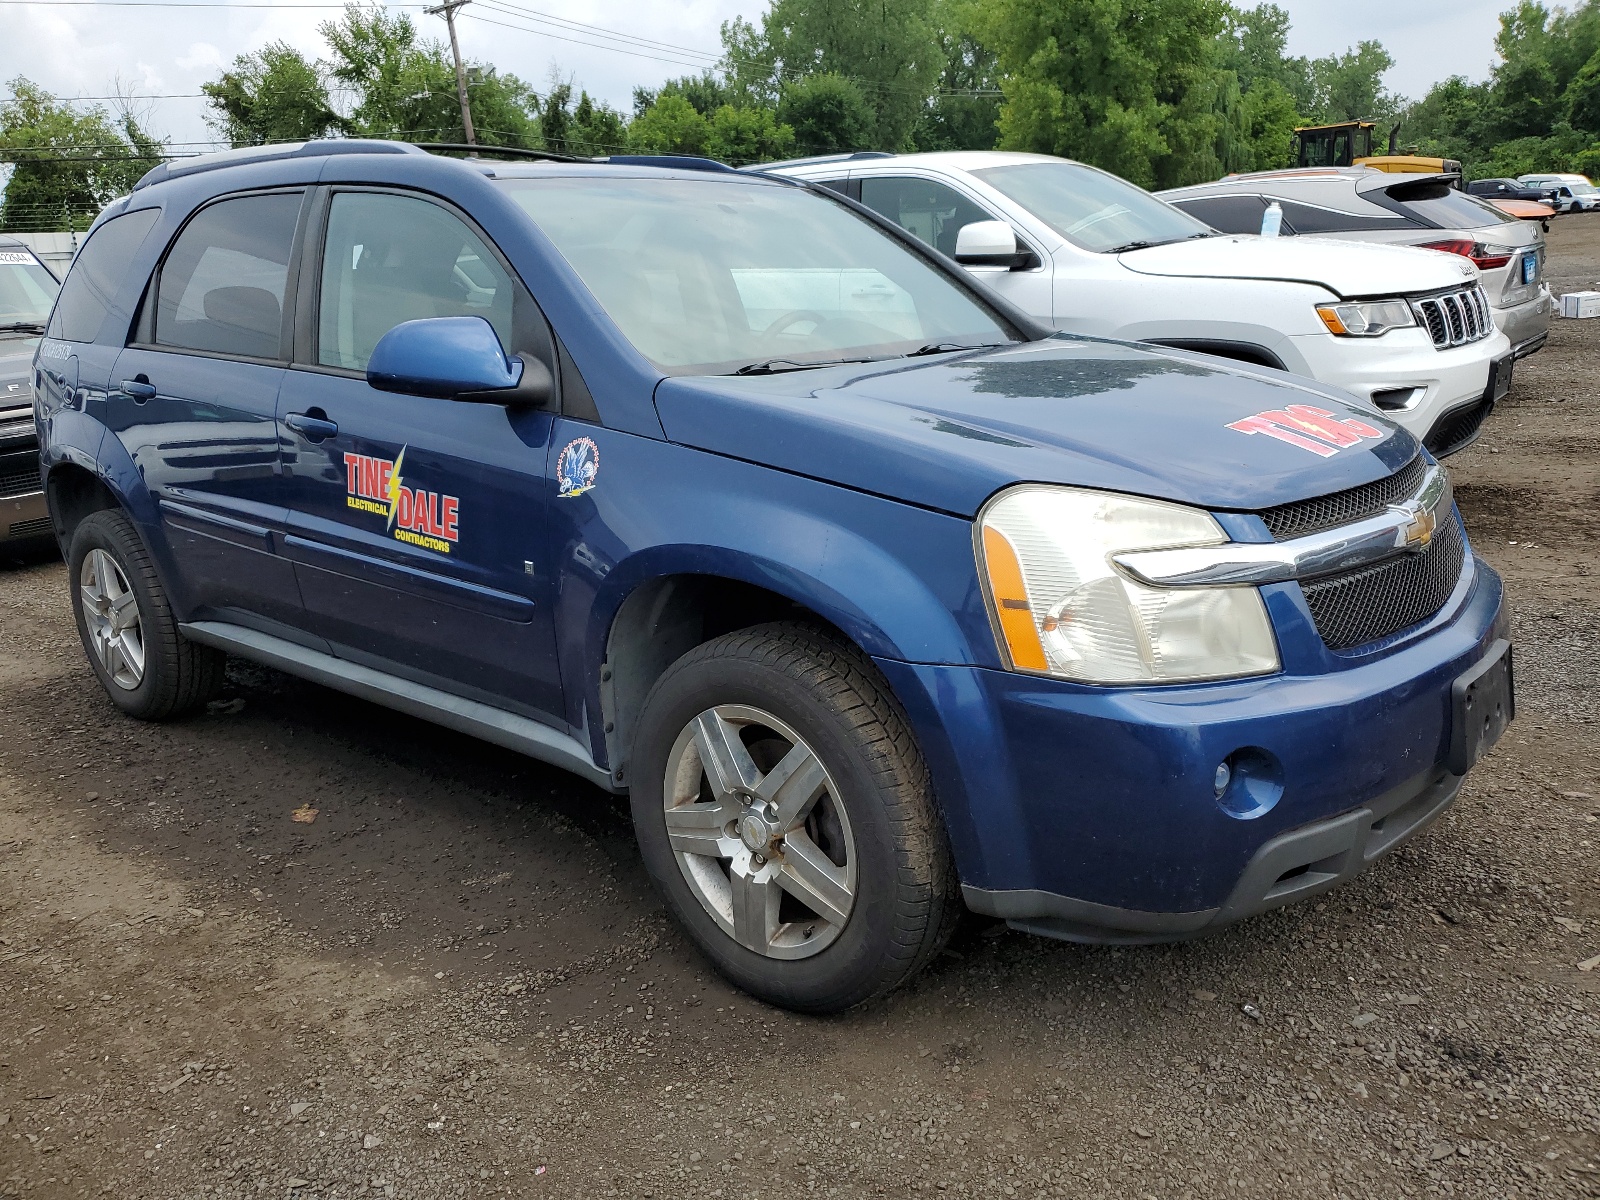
[33,141,1512,1012]
[1467,177,1557,204]
[1,235,61,555]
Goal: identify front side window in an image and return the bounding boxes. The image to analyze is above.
[858,176,1000,256]
[0,249,59,328]
[971,161,1211,253]
[156,192,301,359]
[46,208,158,343]
[499,175,1014,375]
[317,191,514,372]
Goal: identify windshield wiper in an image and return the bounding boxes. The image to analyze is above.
[1104,232,1212,254]
[902,342,997,358]
[0,321,47,334]
[728,356,879,376]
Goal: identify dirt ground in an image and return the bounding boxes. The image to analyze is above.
[2,222,1598,1200]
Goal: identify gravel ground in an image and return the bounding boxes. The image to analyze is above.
[2,220,1599,1200]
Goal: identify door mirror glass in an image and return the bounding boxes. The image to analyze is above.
[953,220,1025,266]
[367,315,549,405]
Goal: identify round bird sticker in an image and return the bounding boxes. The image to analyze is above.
[556,436,600,498]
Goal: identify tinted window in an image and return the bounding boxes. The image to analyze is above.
[971,161,1211,252]
[499,176,1013,375]
[1168,194,1268,235]
[1383,181,1516,229]
[0,250,60,325]
[46,208,158,343]
[859,176,999,255]
[318,191,514,372]
[156,193,301,359]
[813,177,852,198]
[1273,198,1414,235]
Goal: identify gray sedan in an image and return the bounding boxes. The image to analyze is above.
[1159,168,1551,359]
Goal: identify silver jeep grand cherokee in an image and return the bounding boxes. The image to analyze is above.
[0,236,60,556]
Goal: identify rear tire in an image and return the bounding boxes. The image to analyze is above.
[630,623,960,1013]
[68,510,224,720]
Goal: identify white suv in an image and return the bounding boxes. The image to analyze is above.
[763,151,1515,457]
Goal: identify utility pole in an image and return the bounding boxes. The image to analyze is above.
[426,0,476,146]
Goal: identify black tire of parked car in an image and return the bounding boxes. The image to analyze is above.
[68,509,225,720]
[630,622,962,1013]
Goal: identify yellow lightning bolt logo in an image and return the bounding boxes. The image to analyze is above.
[386,446,407,530]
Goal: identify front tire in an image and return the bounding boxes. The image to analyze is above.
[68,510,223,720]
[631,623,959,1013]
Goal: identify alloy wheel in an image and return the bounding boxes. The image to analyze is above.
[663,704,857,959]
[80,548,145,690]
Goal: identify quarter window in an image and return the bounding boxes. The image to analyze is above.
[317,191,514,372]
[155,192,301,359]
[859,176,999,256]
[46,208,159,343]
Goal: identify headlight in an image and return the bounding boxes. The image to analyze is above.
[1315,299,1417,337]
[977,486,1280,684]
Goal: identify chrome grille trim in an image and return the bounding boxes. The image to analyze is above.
[1411,286,1492,350]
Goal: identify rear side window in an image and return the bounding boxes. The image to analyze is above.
[317,191,514,372]
[155,192,302,359]
[1274,198,1415,235]
[1382,181,1516,229]
[1168,194,1268,235]
[46,208,159,343]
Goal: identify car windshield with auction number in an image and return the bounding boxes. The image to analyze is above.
[33,141,1512,1012]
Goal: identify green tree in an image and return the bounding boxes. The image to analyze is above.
[625,94,710,155]
[202,41,343,146]
[705,105,796,163]
[912,5,1002,152]
[637,71,737,118]
[1569,47,1600,132]
[1307,40,1397,125]
[776,73,876,154]
[318,5,538,146]
[571,91,628,155]
[0,78,165,233]
[977,0,1234,188]
[733,0,944,150]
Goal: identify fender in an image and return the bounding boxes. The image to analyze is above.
[546,424,1001,765]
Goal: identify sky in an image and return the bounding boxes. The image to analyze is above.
[0,0,1527,153]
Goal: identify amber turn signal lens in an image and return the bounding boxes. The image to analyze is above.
[981,525,1048,671]
[1315,306,1347,335]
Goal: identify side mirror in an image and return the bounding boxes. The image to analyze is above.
[954,220,1031,269]
[366,316,553,408]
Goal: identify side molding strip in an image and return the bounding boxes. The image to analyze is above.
[180,620,616,792]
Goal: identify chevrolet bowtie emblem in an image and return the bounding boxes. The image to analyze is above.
[1400,505,1436,550]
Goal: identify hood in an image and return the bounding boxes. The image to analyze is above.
[1118,234,1478,299]
[654,337,1417,519]
[0,331,38,414]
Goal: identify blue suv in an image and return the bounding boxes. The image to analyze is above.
[33,141,1512,1012]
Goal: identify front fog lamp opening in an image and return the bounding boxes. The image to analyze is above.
[1214,748,1283,820]
[977,486,1281,685]
[1316,299,1417,337]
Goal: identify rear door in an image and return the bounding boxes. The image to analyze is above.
[278,187,565,719]
[108,190,306,630]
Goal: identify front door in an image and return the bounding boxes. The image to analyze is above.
[106,190,305,631]
[279,188,564,720]
[856,173,1054,322]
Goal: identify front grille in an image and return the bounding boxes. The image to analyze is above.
[5,516,52,540]
[1259,455,1426,541]
[1423,397,1494,458]
[1411,286,1492,350]
[1301,514,1466,651]
[0,460,42,498]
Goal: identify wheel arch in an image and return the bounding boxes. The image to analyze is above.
[45,461,120,547]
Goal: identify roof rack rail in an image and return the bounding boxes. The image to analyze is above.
[601,154,741,173]
[414,142,582,163]
[133,138,424,191]
[745,150,894,172]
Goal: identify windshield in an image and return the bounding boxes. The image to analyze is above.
[0,250,59,326]
[970,161,1212,252]
[497,176,1016,374]
[1570,181,1598,195]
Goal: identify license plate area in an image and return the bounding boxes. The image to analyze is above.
[1521,251,1538,285]
[1447,639,1514,774]
[1488,353,1514,402]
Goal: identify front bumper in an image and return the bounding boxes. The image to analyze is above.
[875,552,1506,942]
[0,487,49,544]
[0,421,49,546]
[1285,326,1512,445]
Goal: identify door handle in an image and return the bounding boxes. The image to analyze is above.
[120,379,156,403]
[285,410,339,442]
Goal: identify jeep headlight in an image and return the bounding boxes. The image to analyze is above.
[1315,299,1416,337]
[977,486,1280,684]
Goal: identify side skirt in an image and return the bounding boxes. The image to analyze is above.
[180,620,617,792]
